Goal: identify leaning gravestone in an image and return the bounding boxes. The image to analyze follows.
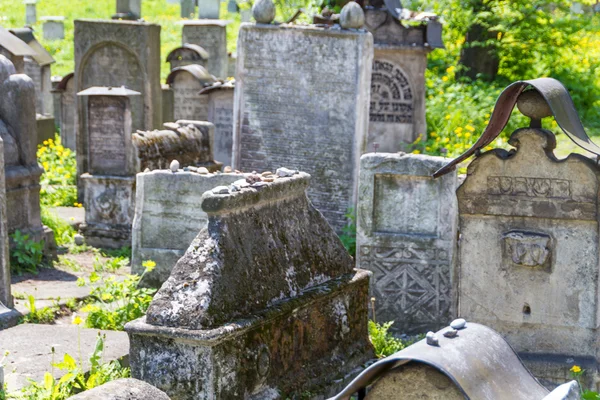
[131,169,244,287]
[233,19,373,231]
[74,19,162,197]
[201,80,234,166]
[126,171,373,399]
[357,152,458,335]
[166,64,215,121]
[182,20,229,79]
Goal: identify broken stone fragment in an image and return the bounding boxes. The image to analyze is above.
[426,331,439,346]
[246,174,261,184]
[443,328,458,338]
[169,160,180,172]
[276,167,297,177]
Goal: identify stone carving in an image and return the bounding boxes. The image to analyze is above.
[370,60,413,124]
[126,172,373,398]
[487,176,571,199]
[233,24,373,231]
[357,153,457,334]
[503,231,551,268]
[182,21,229,79]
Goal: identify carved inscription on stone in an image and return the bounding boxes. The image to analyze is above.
[370,60,413,124]
[173,87,208,121]
[88,96,127,175]
[503,230,551,269]
[487,176,571,199]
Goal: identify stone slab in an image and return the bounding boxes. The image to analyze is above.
[0,138,9,309]
[233,24,373,231]
[0,324,129,391]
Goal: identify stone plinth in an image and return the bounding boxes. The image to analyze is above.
[41,17,65,40]
[131,169,245,287]
[233,23,373,231]
[202,81,234,166]
[126,172,373,398]
[457,128,600,386]
[182,20,229,79]
[166,65,214,122]
[357,153,458,335]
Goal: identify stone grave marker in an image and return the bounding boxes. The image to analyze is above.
[166,44,209,71]
[161,84,174,125]
[182,20,229,79]
[357,152,458,335]
[113,0,142,20]
[53,73,76,150]
[36,114,55,145]
[201,80,234,166]
[24,0,37,25]
[233,20,373,231]
[364,8,444,151]
[126,171,373,399]
[181,0,195,18]
[166,64,215,121]
[198,0,220,19]
[41,16,65,41]
[0,137,10,310]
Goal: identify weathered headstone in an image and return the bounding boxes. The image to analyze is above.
[166,44,209,71]
[233,22,373,231]
[182,20,229,79]
[161,84,174,125]
[181,0,195,18]
[0,138,11,310]
[201,80,234,166]
[227,52,236,78]
[53,73,76,150]
[131,169,244,287]
[364,9,444,151]
[357,153,458,335]
[126,172,373,398]
[41,16,65,41]
[113,0,142,20]
[24,0,37,25]
[198,0,220,19]
[75,19,162,197]
[166,65,215,121]
[36,114,55,145]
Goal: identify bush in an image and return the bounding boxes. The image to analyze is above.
[37,136,79,208]
[9,231,45,275]
[41,208,75,247]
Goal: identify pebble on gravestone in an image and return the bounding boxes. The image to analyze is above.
[339,1,364,29]
[252,0,275,23]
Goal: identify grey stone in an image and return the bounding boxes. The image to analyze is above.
[203,82,234,166]
[0,137,10,309]
[54,73,76,150]
[252,0,276,24]
[357,153,458,334]
[426,331,439,346]
[517,90,553,120]
[339,1,364,29]
[166,65,213,121]
[114,0,141,19]
[131,170,244,287]
[126,172,372,398]
[181,0,195,18]
[543,381,580,400]
[276,167,296,177]
[169,159,179,172]
[233,24,373,232]
[198,166,209,174]
[166,45,209,71]
[443,328,458,338]
[67,378,170,400]
[212,185,229,194]
[36,114,55,145]
[198,0,220,19]
[182,21,230,79]
[73,233,84,246]
[25,1,36,25]
[41,17,65,41]
[450,318,466,330]
[161,84,174,127]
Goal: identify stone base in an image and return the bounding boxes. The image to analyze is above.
[520,352,598,391]
[126,270,373,399]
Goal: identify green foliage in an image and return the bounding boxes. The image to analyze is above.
[78,262,157,331]
[368,320,410,358]
[9,231,45,276]
[98,247,132,260]
[41,208,75,247]
[20,296,58,325]
[37,136,79,208]
[569,365,600,398]
[9,334,129,400]
[339,208,357,257]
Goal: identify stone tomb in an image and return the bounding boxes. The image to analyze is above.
[357,153,458,335]
[166,64,215,122]
[233,23,373,231]
[201,80,235,166]
[126,172,373,399]
[166,44,209,71]
[182,20,229,79]
[363,9,444,151]
[458,125,600,385]
[53,73,76,150]
[131,169,244,287]
[75,19,162,197]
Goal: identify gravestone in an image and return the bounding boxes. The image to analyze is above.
[181,0,195,18]
[24,0,37,25]
[131,169,244,287]
[53,73,76,150]
[198,0,220,19]
[233,23,373,231]
[113,0,142,20]
[364,9,443,151]
[457,91,600,386]
[0,25,36,73]
[357,153,458,335]
[166,65,215,121]
[0,138,10,310]
[126,172,373,399]
[41,17,65,40]
[0,55,54,257]
[201,80,234,166]
[182,20,229,79]
[161,84,174,125]
[36,114,55,145]
[75,19,162,197]
[166,44,209,71]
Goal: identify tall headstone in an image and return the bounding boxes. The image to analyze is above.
[198,0,220,19]
[75,19,162,197]
[166,65,215,121]
[457,92,600,385]
[363,9,444,151]
[233,22,373,231]
[53,73,76,150]
[41,16,66,41]
[131,169,245,287]
[201,80,234,166]
[182,20,229,79]
[357,153,458,334]
[113,0,142,20]
[0,138,11,310]
[24,0,37,25]
[126,172,373,398]
[166,44,209,71]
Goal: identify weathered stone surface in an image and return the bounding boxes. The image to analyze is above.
[166,65,214,121]
[68,379,170,400]
[458,128,600,383]
[131,169,245,287]
[182,21,229,79]
[36,114,55,145]
[233,24,373,231]
[203,81,234,166]
[127,171,373,398]
[25,1,37,25]
[357,153,458,334]
[114,0,142,19]
[161,84,174,125]
[75,19,162,196]
[181,0,195,18]
[0,138,10,309]
[252,0,275,24]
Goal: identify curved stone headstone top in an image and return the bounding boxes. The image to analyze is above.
[67,378,171,400]
[166,44,210,63]
[145,170,356,329]
[165,64,216,87]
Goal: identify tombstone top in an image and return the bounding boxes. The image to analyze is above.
[77,86,141,97]
[40,16,65,22]
[198,79,234,95]
[0,26,35,57]
[9,27,54,66]
[53,72,73,92]
[166,64,216,86]
[166,44,209,63]
[180,19,232,27]
[74,18,158,28]
[23,0,37,4]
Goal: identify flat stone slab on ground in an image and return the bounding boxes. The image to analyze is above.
[48,206,85,229]
[0,324,129,391]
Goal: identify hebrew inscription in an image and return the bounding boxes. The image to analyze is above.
[370,60,413,124]
[487,176,571,199]
[503,230,551,268]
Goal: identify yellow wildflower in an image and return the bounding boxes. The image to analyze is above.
[571,365,582,373]
[466,125,475,132]
[446,66,455,74]
[454,127,463,134]
[445,114,451,120]
[430,132,437,138]
[465,132,472,139]
[425,146,431,152]
[43,140,49,146]
[72,314,83,326]
[442,76,448,82]
[412,150,421,154]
